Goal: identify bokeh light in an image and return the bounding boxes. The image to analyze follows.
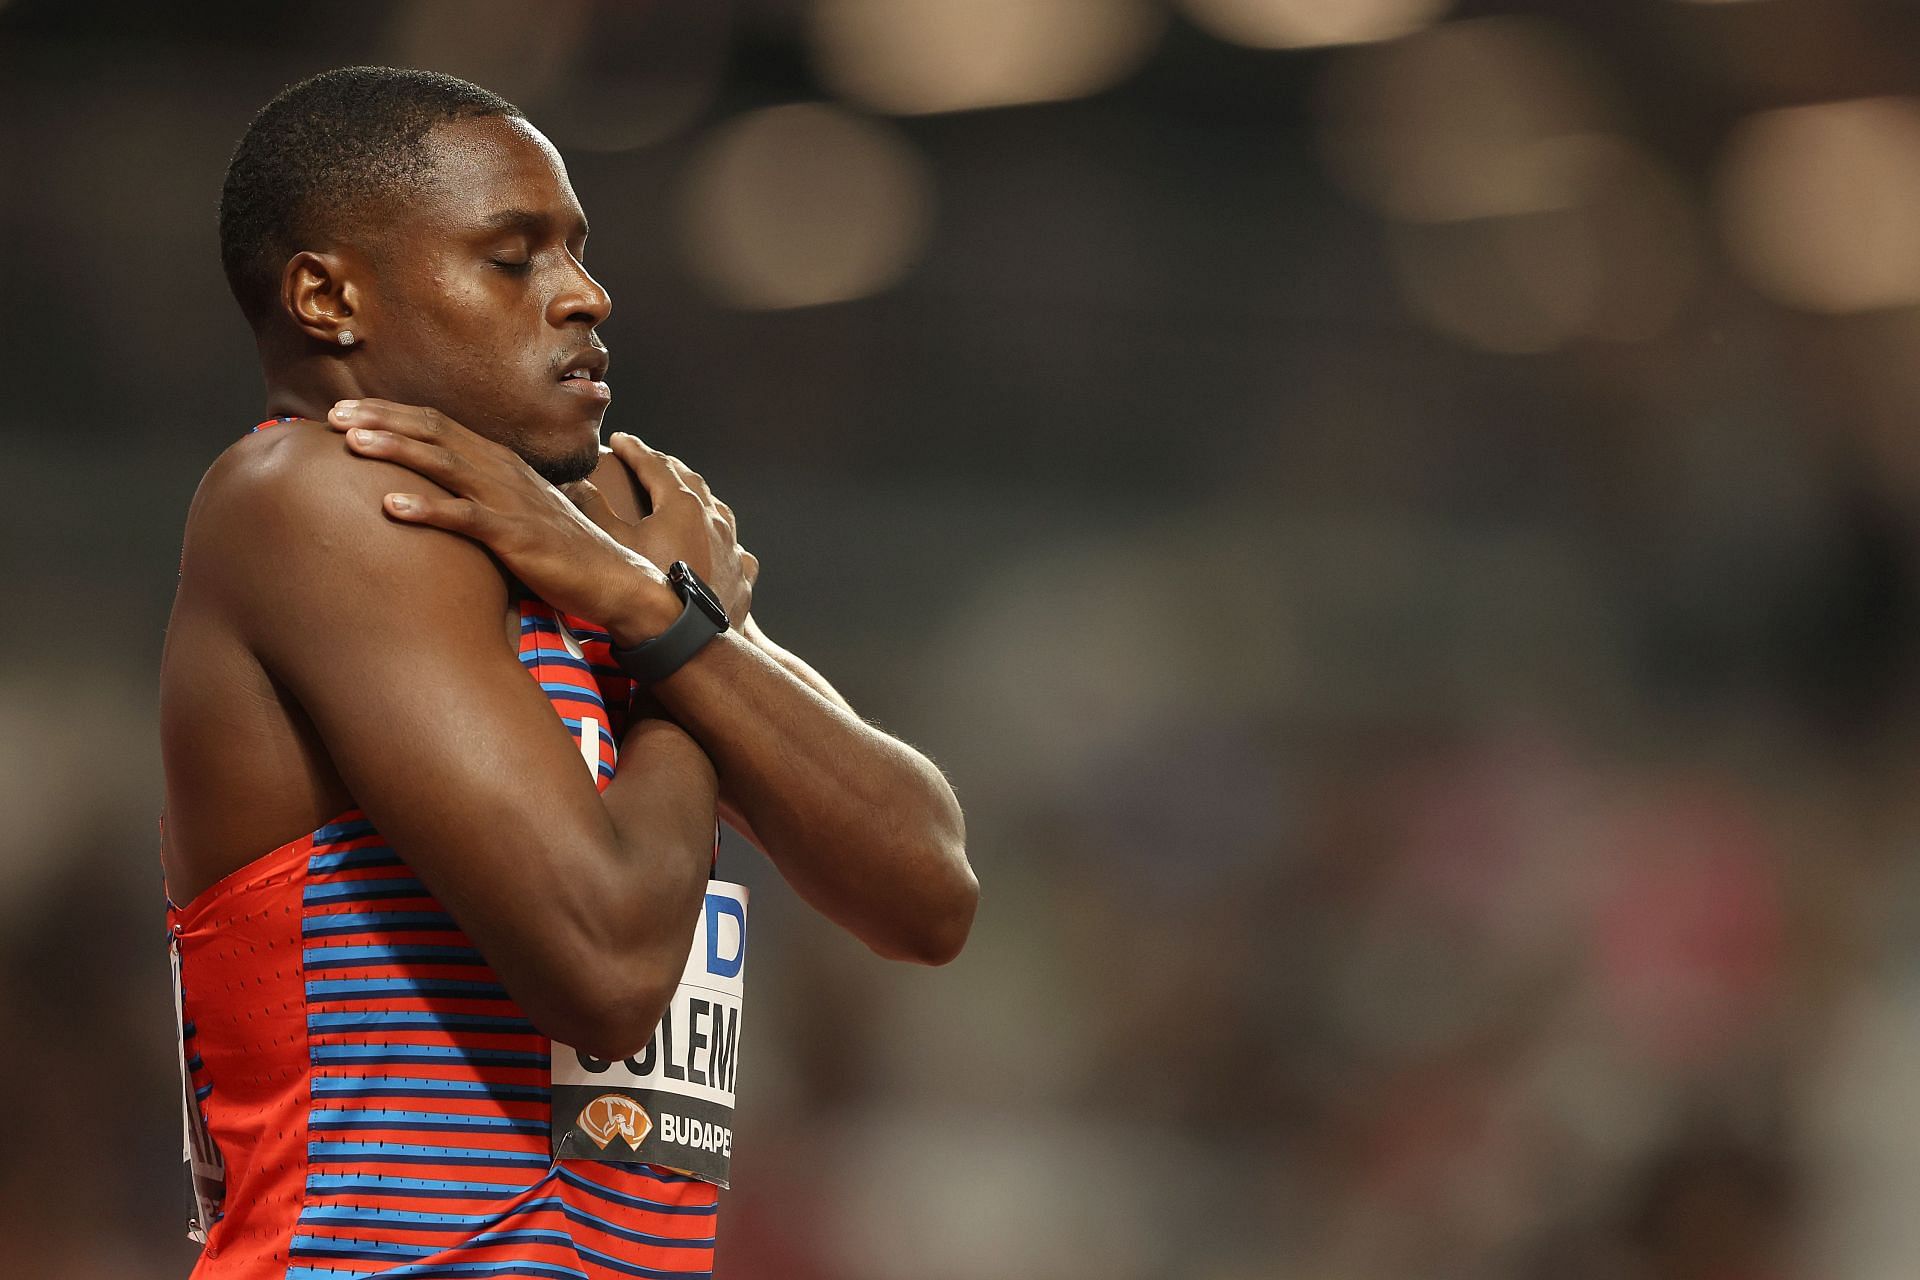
[807,0,1164,116]
[1717,96,1920,313]
[1179,0,1452,51]
[1389,209,1600,354]
[1316,16,1618,223]
[528,3,733,153]
[382,0,594,110]
[674,104,935,310]
[1317,21,1696,351]
[1387,139,1699,352]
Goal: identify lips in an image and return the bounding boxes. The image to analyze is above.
[558,372,612,402]
[559,349,610,381]
[558,349,612,402]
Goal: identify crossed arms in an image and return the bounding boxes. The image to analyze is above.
[209,405,976,1060]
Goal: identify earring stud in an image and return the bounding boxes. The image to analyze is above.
[338,330,357,347]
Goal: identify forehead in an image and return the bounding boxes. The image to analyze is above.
[405,115,586,234]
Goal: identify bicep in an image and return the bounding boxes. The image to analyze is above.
[216,450,622,1007]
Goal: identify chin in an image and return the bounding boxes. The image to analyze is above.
[528,443,601,487]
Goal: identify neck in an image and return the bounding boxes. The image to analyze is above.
[259,337,363,422]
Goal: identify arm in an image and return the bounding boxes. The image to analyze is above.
[326,405,980,967]
[652,617,975,967]
[584,437,975,964]
[739,614,852,714]
[207,425,717,1059]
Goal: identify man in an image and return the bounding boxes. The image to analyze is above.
[159,65,976,1279]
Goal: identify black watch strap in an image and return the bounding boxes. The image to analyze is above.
[611,561,729,685]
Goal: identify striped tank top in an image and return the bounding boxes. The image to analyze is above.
[164,418,720,1279]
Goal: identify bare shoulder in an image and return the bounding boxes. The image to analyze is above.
[589,443,650,524]
[182,418,507,646]
[190,418,450,544]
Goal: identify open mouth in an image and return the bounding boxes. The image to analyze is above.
[559,368,612,400]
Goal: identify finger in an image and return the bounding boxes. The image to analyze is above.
[608,432,695,509]
[664,456,714,504]
[740,548,760,584]
[560,478,622,530]
[381,492,494,539]
[713,498,737,536]
[329,399,481,451]
[343,427,474,493]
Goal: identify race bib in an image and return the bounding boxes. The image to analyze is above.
[171,932,227,1243]
[550,881,747,1187]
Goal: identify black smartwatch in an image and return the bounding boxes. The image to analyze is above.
[611,561,730,684]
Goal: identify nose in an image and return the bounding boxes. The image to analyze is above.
[552,254,612,328]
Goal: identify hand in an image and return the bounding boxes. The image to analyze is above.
[562,432,758,626]
[325,399,680,644]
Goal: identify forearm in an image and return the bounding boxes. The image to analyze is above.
[739,614,852,714]
[651,632,976,964]
[571,717,718,1003]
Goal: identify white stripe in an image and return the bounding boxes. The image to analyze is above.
[578,714,600,777]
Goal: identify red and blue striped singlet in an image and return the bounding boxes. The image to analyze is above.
[164,418,719,1279]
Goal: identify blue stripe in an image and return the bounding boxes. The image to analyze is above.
[305,878,429,904]
[557,1166,712,1200]
[306,1173,535,1200]
[522,649,593,671]
[314,817,379,845]
[292,1263,590,1280]
[304,943,483,967]
[542,682,606,705]
[576,1240,711,1279]
[196,1083,212,1101]
[310,1109,547,1135]
[312,1044,549,1069]
[295,1199,713,1247]
[293,1233,708,1280]
[294,1233,434,1259]
[309,1142,551,1169]
[308,1010,537,1034]
[303,911,461,938]
[561,1201,715,1248]
[312,1076,550,1103]
[560,717,615,746]
[309,846,404,874]
[307,978,509,1001]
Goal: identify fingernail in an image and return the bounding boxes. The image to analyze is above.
[386,494,415,513]
[332,400,359,420]
[351,428,376,445]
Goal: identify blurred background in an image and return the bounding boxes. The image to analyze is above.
[11,0,1920,1275]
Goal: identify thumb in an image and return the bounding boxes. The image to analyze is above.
[561,478,620,529]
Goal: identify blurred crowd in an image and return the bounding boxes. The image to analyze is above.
[9,1,1920,1276]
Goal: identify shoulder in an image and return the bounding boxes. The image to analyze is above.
[588,444,650,523]
[193,418,433,535]
[182,418,507,633]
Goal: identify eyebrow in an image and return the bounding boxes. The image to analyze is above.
[476,207,590,241]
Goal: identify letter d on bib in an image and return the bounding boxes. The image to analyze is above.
[706,893,746,979]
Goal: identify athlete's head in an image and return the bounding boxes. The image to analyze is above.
[221,66,611,485]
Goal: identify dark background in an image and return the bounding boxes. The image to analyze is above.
[6,0,1920,1275]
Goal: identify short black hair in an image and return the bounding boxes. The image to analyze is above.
[219,66,523,328]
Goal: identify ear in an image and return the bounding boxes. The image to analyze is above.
[281,250,365,347]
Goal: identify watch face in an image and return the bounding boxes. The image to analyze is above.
[670,561,729,628]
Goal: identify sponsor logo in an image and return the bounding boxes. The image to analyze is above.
[579,1093,653,1151]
